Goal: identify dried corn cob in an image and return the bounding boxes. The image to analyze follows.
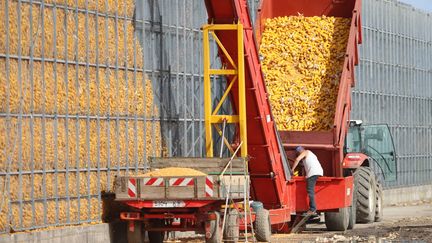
[0,0,162,231]
[260,15,350,131]
[0,1,142,73]
[0,117,163,172]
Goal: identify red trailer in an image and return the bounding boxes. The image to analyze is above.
[115,157,254,243]
[115,0,398,242]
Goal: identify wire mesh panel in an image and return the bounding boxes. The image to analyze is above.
[0,0,222,233]
[136,0,228,158]
[353,0,432,189]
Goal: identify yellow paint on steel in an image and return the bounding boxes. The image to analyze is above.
[237,24,247,157]
[212,76,237,116]
[202,24,238,30]
[211,115,239,124]
[209,69,237,75]
[210,31,237,69]
[202,23,247,158]
[213,124,235,154]
[203,27,213,157]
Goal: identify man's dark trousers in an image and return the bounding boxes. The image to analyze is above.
[306,175,319,212]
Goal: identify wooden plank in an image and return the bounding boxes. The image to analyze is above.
[150,157,245,167]
[196,177,206,198]
[149,157,247,174]
[150,157,247,164]
[219,175,248,199]
[116,174,249,200]
[166,186,196,199]
[114,177,130,200]
[140,186,166,199]
[290,214,313,233]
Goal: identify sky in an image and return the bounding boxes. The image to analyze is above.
[398,0,432,12]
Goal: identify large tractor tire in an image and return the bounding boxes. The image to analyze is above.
[324,207,349,231]
[354,167,377,223]
[206,211,222,243]
[127,221,144,243]
[254,209,272,242]
[375,181,383,222]
[223,209,239,243]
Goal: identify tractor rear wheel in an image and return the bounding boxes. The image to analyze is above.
[354,167,377,223]
[324,207,349,231]
[254,209,271,242]
[375,181,383,222]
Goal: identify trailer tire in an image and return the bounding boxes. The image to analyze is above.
[347,183,357,230]
[375,182,383,222]
[148,231,164,243]
[354,167,376,223]
[254,209,271,242]
[127,221,144,243]
[224,209,239,243]
[206,211,222,243]
[148,219,165,243]
[324,207,349,231]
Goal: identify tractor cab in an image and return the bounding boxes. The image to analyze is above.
[345,120,397,181]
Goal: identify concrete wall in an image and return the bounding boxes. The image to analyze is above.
[383,184,432,206]
[0,223,115,243]
[0,221,174,243]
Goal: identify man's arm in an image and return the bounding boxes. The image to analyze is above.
[292,150,308,171]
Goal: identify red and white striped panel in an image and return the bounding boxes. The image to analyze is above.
[128,178,137,198]
[205,176,214,197]
[143,177,164,186]
[168,177,195,186]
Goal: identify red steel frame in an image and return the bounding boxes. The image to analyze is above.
[204,0,363,229]
[121,200,256,233]
[121,200,225,233]
[124,200,217,209]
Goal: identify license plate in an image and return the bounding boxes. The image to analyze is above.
[152,200,186,208]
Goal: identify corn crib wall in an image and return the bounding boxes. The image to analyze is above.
[0,0,228,233]
[0,0,431,234]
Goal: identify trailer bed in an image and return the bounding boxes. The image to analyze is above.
[115,157,249,202]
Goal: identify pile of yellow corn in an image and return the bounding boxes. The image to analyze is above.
[260,15,350,131]
[143,167,206,177]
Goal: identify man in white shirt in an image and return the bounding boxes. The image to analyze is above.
[292,146,324,215]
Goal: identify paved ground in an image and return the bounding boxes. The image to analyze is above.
[272,202,432,242]
[172,201,432,243]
